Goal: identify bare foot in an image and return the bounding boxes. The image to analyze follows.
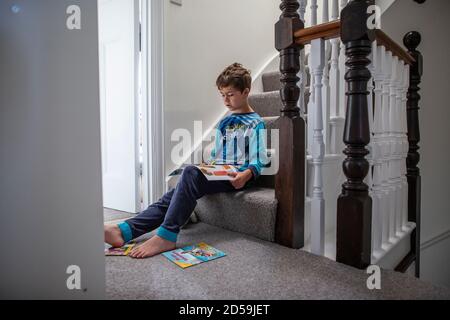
[104,224,125,248]
[129,235,176,259]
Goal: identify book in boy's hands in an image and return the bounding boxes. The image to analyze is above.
[168,164,238,181]
[196,164,238,181]
[162,242,226,269]
[105,243,136,256]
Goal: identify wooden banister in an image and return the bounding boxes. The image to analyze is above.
[375,30,415,65]
[404,31,423,278]
[295,20,341,45]
[294,20,415,66]
[274,0,306,249]
[336,0,374,270]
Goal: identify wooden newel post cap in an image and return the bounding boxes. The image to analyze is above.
[340,0,376,43]
[404,31,423,76]
[275,17,304,51]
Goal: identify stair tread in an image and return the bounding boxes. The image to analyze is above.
[262,71,281,92]
[249,91,283,118]
[195,187,277,242]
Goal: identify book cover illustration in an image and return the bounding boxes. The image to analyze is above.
[168,164,238,181]
[196,164,237,181]
[162,242,226,269]
[105,243,136,256]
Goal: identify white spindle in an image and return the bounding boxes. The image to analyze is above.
[388,54,399,243]
[307,51,315,154]
[366,41,375,260]
[371,43,385,259]
[299,0,308,23]
[395,59,405,238]
[328,0,341,154]
[331,0,339,21]
[310,0,318,26]
[322,0,329,24]
[321,1,331,153]
[381,50,392,249]
[310,38,326,256]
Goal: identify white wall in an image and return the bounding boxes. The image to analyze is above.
[0,0,105,299]
[382,0,450,288]
[163,0,280,175]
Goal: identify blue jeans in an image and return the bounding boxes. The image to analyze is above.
[117,165,252,243]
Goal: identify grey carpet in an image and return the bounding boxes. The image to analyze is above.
[106,222,450,300]
[249,91,284,118]
[262,70,310,92]
[262,71,282,92]
[104,208,135,222]
[195,188,277,242]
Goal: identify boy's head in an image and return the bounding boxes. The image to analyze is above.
[216,63,252,112]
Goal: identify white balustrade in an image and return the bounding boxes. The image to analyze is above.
[297,0,413,263]
[371,42,385,260]
[310,38,326,255]
[321,0,331,153]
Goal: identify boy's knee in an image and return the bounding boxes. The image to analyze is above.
[181,165,202,182]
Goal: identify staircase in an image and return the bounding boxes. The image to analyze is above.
[173,0,422,275]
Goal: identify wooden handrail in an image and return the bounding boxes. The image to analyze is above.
[294,20,340,45]
[294,20,415,65]
[375,29,415,65]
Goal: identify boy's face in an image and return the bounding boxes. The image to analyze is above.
[219,86,250,112]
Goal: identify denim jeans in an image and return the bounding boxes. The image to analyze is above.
[117,165,252,243]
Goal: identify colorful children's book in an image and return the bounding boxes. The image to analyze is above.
[196,164,237,181]
[168,164,238,181]
[162,242,226,269]
[104,243,136,256]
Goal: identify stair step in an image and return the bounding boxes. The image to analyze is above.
[194,188,277,242]
[262,69,311,93]
[250,89,310,119]
[262,71,281,92]
[249,91,283,118]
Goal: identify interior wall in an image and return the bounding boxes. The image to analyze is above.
[0,0,105,299]
[163,0,280,175]
[382,0,450,288]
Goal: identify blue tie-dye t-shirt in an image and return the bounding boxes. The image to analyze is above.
[206,112,268,180]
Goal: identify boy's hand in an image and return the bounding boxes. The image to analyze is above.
[228,169,253,190]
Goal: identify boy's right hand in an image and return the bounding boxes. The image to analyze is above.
[228,170,253,190]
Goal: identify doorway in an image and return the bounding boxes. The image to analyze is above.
[98,0,165,219]
[98,0,141,214]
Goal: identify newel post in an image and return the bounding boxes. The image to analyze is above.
[336,0,375,269]
[275,0,306,249]
[404,31,423,278]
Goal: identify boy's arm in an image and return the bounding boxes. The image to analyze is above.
[247,121,268,181]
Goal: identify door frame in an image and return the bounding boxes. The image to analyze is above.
[140,0,165,208]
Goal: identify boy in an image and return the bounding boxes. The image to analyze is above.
[104,63,268,259]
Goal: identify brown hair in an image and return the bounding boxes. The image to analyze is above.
[216,63,252,93]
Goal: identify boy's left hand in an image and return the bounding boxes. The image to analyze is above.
[228,169,253,190]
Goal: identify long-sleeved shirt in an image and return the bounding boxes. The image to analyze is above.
[206,112,268,180]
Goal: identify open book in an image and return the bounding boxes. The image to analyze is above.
[169,164,238,181]
[162,242,226,269]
